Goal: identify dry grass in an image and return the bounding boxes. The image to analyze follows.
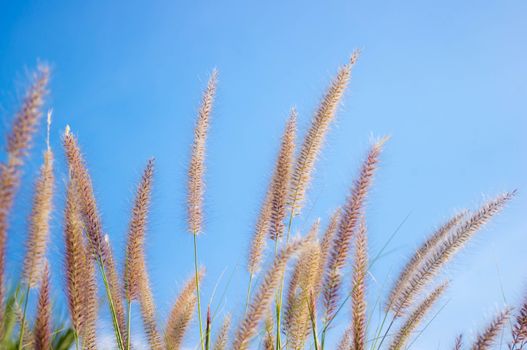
[0,61,522,350]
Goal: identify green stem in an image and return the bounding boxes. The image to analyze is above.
[375,314,397,350]
[126,300,132,350]
[97,257,124,350]
[193,233,205,350]
[308,298,319,350]
[73,330,80,350]
[370,311,391,350]
[17,285,30,350]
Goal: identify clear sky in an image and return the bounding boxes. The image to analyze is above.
[0,0,526,349]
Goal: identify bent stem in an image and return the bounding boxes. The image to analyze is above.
[17,285,30,350]
[193,233,205,350]
[97,257,125,350]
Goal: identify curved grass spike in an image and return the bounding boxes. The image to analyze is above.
[165,270,205,350]
[392,191,516,315]
[63,127,126,349]
[313,209,341,299]
[284,241,320,350]
[337,326,353,350]
[510,295,527,350]
[471,309,511,350]
[322,137,387,326]
[276,54,360,349]
[212,314,231,350]
[288,52,359,216]
[124,159,162,350]
[64,179,90,348]
[0,66,49,331]
[246,189,272,314]
[34,263,51,350]
[269,109,296,242]
[386,210,466,313]
[187,70,218,350]
[233,239,304,350]
[22,121,54,288]
[352,218,368,350]
[19,111,54,350]
[388,282,448,350]
[453,335,463,350]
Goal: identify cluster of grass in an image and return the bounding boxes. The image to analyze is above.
[0,57,525,350]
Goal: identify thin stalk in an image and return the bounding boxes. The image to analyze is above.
[97,257,124,350]
[17,285,30,350]
[126,300,131,350]
[193,233,205,350]
[308,297,320,350]
[244,274,253,316]
[369,309,391,350]
[374,314,397,350]
[75,332,80,350]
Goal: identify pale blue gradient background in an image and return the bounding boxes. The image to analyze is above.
[0,1,526,348]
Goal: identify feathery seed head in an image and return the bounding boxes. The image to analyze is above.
[187,70,218,235]
[233,239,305,350]
[389,282,448,350]
[165,270,205,350]
[352,217,368,350]
[63,128,106,261]
[288,55,359,215]
[392,191,516,315]
[125,158,155,301]
[23,148,54,287]
[387,210,467,312]
[248,189,272,275]
[322,139,385,321]
[35,262,52,350]
[64,179,89,336]
[269,109,297,241]
[0,66,50,324]
[213,314,231,350]
[471,309,511,350]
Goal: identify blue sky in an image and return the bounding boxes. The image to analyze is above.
[0,0,526,348]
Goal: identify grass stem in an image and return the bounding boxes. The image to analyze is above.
[97,257,124,350]
[193,233,205,350]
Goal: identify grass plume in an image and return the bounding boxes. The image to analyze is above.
[63,128,126,349]
[388,282,448,350]
[392,192,516,315]
[288,52,359,215]
[269,109,296,241]
[471,309,511,350]
[0,66,49,328]
[387,210,466,312]
[187,70,218,235]
[213,314,231,350]
[233,239,304,350]
[34,263,51,350]
[23,145,54,288]
[165,270,204,350]
[352,218,368,350]
[322,137,386,323]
